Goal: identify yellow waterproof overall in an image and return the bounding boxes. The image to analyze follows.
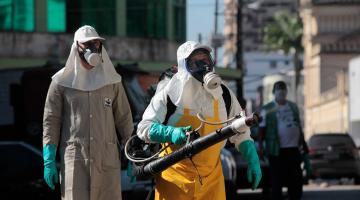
[155,100,226,200]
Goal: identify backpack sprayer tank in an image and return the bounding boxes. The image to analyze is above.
[131,113,260,179]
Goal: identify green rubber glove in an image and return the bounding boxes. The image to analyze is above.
[127,162,136,183]
[149,123,191,145]
[43,144,59,190]
[303,154,313,177]
[239,140,262,190]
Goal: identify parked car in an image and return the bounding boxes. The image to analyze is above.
[308,133,360,183]
[0,141,59,199]
[226,141,270,193]
[220,148,238,199]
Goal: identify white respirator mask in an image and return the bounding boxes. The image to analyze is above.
[77,41,102,67]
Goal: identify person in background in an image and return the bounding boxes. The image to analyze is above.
[258,81,312,200]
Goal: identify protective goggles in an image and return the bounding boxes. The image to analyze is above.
[77,40,102,53]
[186,49,214,73]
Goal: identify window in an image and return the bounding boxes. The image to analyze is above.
[0,0,34,32]
[126,0,185,41]
[126,0,167,39]
[147,0,167,38]
[66,0,115,35]
[47,0,65,32]
[126,0,148,37]
[172,0,186,42]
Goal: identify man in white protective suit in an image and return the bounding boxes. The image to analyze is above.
[137,41,262,200]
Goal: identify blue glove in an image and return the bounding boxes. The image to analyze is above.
[303,154,313,177]
[149,123,191,145]
[239,140,262,190]
[43,144,59,190]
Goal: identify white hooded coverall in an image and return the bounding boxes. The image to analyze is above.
[137,41,252,200]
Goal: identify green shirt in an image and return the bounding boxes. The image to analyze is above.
[261,100,302,156]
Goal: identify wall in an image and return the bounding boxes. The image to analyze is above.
[0,32,179,62]
[300,0,360,139]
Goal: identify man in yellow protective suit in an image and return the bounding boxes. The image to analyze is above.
[137,41,262,200]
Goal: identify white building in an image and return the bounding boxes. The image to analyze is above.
[349,56,360,146]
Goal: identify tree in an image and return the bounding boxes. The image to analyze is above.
[263,11,303,102]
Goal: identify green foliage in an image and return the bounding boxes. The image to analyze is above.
[263,11,303,54]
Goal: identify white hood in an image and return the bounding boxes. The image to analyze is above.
[164,41,223,109]
[52,25,121,91]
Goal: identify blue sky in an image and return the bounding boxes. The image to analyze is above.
[187,0,225,46]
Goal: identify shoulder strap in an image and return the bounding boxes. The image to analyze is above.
[221,84,231,118]
[163,85,232,124]
[163,95,176,125]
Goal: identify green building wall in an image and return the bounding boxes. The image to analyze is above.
[0,0,186,42]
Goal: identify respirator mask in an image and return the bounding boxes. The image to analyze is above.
[77,40,103,67]
[186,50,221,89]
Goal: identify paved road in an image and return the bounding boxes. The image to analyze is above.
[303,185,360,200]
[236,185,360,200]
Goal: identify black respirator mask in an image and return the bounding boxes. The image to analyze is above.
[77,41,103,67]
[186,54,221,89]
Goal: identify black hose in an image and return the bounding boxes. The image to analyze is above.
[132,113,259,179]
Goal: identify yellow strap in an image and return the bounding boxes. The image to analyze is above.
[213,100,219,119]
[183,108,190,115]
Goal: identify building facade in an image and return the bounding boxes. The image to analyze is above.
[0,0,186,67]
[222,0,298,68]
[300,0,360,139]
[0,0,187,129]
[349,56,360,146]
[0,0,244,127]
[222,0,301,107]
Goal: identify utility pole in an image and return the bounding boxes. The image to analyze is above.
[236,0,245,107]
[198,33,202,43]
[214,0,219,65]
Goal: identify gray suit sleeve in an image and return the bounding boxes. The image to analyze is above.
[113,82,134,146]
[43,81,63,146]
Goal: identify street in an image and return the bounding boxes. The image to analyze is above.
[236,180,360,200]
[302,185,360,200]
